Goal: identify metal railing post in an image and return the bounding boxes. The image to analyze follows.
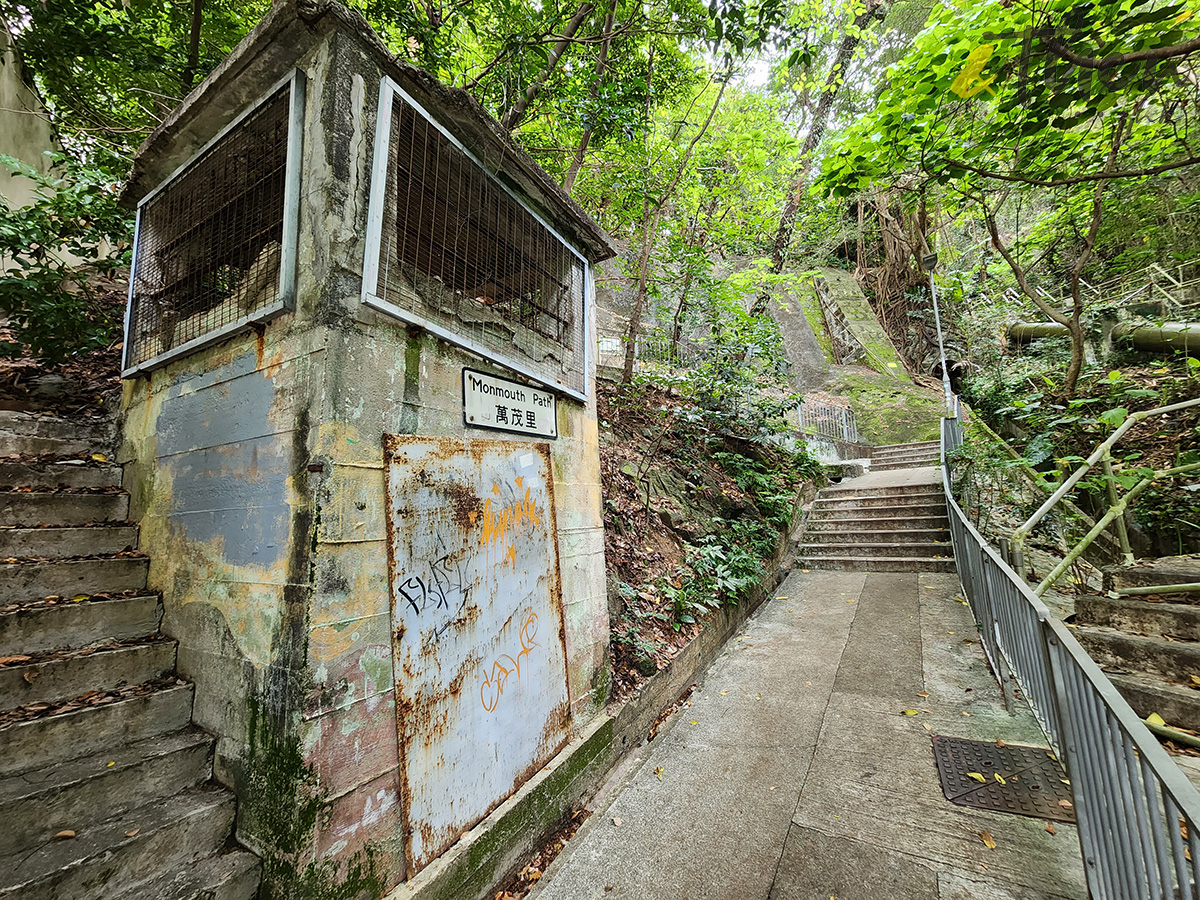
[1100,449,1135,566]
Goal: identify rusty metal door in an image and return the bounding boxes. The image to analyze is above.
[382,435,571,873]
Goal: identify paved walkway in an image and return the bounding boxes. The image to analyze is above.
[529,570,1089,900]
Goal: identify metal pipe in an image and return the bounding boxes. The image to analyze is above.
[927,263,954,414]
[1116,582,1200,597]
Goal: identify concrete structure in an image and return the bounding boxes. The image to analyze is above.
[117,2,615,894]
[0,24,56,209]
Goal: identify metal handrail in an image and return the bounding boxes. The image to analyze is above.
[942,415,1200,900]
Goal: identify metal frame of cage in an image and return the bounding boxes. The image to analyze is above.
[360,76,591,402]
[121,69,306,378]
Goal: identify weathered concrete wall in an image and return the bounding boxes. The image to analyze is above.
[0,28,55,209]
[121,21,607,897]
[816,268,909,380]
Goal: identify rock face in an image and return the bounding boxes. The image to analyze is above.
[0,410,259,900]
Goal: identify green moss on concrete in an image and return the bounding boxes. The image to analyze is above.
[242,698,387,900]
[795,291,836,364]
[416,717,615,900]
[829,370,943,445]
[818,269,909,380]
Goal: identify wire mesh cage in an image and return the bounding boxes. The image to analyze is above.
[124,76,300,373]
[367,83,588,397]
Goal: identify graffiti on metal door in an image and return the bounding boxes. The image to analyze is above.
[382,435,570,873]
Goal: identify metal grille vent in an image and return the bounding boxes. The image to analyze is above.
[371,88,587,397]
[125,81,295,372]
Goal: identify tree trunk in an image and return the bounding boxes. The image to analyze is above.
[622,76,729,382]
[180,0,204,93]
[501,2,594,131]
[771,0,886,272]
[562,0,617,193]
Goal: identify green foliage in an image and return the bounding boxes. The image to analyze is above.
[662,535,761,627]
[0,153,132,361]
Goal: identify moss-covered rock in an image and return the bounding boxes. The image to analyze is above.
[829,368,943,445]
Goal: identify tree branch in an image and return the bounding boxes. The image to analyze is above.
[931,153,1200,187]
[1044,33,1200,71]
[500,1,595,130]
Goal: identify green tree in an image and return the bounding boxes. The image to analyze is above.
[818,0,1200,396]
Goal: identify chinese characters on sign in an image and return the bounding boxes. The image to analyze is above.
[462,368,558,439]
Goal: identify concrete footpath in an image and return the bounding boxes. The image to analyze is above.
[528,571,1089,900]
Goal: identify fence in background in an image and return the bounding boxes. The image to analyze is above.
[797,401,860,444]
[942,416,1200,900]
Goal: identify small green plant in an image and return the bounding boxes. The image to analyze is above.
[663,536,761,628]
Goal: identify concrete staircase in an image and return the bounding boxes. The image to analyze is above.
[800,455,955,573]
[1073,562,1200,733]
[0,411,259,900]
[869,440,940,472]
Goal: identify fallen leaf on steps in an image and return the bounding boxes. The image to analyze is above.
[916,691,930,698]
[980,830,996,849]
[654,767,664,781]
[54,830,76,840]
[125,829,139,837]
[1045,823,1057,835]
[967,772,987,783]
[23,669,38,684]
[612,817,622,827]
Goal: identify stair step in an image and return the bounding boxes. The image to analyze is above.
[1075,595,1200,641]
[802,528,951,544]
[819,484,944,501]
[121,850,261,900]
[800,541,953,558]
[0,525,138,559]
[0,784,236,900]
[0,461,122,490]
[0,594,161,656]
[807,513,949,527]
[0,639,176,710]
[800,555,958,573]
[0,411,115,443]
[0,727,213,857]
[873,441,940,453]
[0,556,148,602]
[807,506,948,522]
[816,494,944,510]
[870,452,939,462]
[1104,558,1200,592]
[0,413,114,458]
[1074,626,1200,682]
[1105,672,1200,733]
[0,491,129,527]
[0,680,193,777]
[872,460,938,471]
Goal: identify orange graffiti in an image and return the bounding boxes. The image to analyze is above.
[480,610,540,713]
[479,487,541,563]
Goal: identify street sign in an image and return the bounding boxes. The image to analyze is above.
[462,368,557,439]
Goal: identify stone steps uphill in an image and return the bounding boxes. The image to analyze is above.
[869,440,940,472]
[0,411,259,900]
[800,453,955,573]
[1072,558,1200,733]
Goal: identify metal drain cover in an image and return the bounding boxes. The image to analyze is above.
[931,735,1077,823]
